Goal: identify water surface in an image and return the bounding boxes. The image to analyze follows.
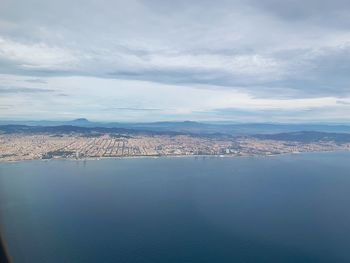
[1,152,350,262]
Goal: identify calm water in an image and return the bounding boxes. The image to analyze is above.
[1,152,350,263]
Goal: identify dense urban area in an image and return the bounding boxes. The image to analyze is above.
[1,131,350,161]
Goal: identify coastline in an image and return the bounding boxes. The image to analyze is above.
[1,149,349,164]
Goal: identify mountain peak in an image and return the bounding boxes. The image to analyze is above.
[71,118,89,123]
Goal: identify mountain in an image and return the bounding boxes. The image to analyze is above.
[1,119,350,135]
[254,131,350,143]
[0,124,184,136]
[69,118,90,124]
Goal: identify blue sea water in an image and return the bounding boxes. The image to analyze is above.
[1,152,350,263]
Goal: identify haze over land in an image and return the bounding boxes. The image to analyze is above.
[1,0,350,122]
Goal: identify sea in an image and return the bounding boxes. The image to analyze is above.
[1,152,350,263]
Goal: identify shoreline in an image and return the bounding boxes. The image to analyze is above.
[1,149,349,164]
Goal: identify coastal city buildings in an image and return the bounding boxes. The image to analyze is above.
[1,133,349,161]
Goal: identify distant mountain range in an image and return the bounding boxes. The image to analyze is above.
[0,124,184,136]
[254,131,350,143]
[1,119,350,135]
[1,120,350,144]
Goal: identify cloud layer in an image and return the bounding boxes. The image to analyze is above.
[0,0,350,121]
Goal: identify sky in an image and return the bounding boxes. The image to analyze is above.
[1,0,350,122]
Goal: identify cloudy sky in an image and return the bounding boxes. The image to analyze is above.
[1,0,350,122]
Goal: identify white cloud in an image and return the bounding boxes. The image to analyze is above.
[1,74,348,122]
[1,0,350,121]
[0,37,77,69]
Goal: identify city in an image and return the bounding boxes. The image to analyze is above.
[1,132,350,161]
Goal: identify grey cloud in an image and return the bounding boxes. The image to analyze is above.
[337,100,350,105]
[0,57,76,77]
[248,0,350,24]
[24,78,47,84]
[107,68,231,86]
[0,86,55,93]
[1,0,350,101]
[102,107,163,112]
[107,45,350,98]
[0,104,13,109]
[57,93,69,97]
